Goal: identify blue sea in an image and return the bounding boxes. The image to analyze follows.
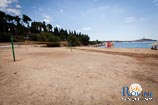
[101,41,156,48]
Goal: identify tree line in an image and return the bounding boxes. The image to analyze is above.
[0,10,90,46]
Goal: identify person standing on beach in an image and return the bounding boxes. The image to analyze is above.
[151,41,158,50]
[106,41,114,48]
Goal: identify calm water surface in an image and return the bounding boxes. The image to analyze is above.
[101,41,156,48]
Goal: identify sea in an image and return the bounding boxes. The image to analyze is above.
[100,41,157,48]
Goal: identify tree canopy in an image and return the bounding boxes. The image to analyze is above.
[0,10,90,46]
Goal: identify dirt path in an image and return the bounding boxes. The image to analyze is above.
[0,46,158,105]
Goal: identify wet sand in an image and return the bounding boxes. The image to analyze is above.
[0,45,158,105]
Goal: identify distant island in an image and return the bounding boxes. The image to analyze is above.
[134,38,157,42]
[104,38,157,42]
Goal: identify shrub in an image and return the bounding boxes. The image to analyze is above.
[60,41,68,47]
[0,32,11,42]
[47,35,60,42]
[46,42,60,47]
[30,32,60,42]
[67,35,80,46]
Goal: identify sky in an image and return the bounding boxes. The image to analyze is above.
[0,0,158,41]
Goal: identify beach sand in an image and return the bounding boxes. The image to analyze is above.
[0,45,158,105]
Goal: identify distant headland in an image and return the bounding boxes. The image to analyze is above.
[133,38,157,42]
[105,38,157,42]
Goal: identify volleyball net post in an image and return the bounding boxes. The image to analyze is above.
[10,35,16,62]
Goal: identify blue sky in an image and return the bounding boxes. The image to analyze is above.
[0,0,158,41]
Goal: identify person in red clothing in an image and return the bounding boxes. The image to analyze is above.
[107,41,111,48]
[106,41,114,48]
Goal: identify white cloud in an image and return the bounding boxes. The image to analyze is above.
[16,4,21,8]
[0,0,21,15]
[6,8,20,15]
[59,9,63,13]
[76,29,81,32]
[81,5,108,16]
[124,16,146,24]
[56,24,61,28]
[81,27,92,31]
[43,15,51,23]
[0,0,17,8]
[81,5,124,18]
[124,16,136,23]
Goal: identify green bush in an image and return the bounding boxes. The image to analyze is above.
[47,34,60,42]
[0,32,12,42]
[46,42,60,47]
[30,32,60,42]
[67,35,80,46]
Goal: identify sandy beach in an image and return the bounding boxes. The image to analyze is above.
[0,44,158,105]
